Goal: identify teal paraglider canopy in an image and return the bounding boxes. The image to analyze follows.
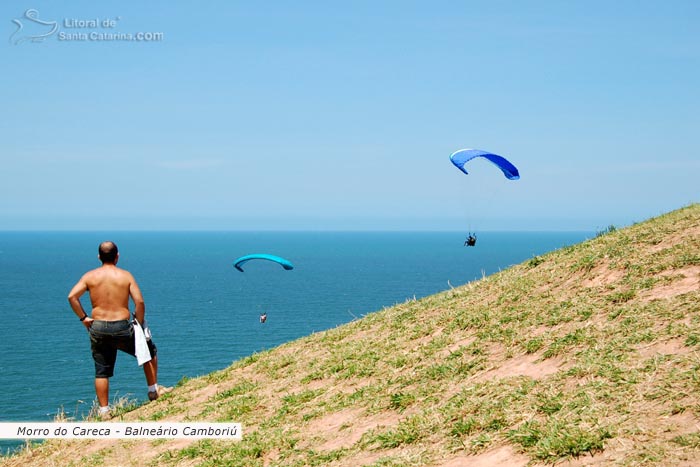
[450,148,520,180]
[233,254,294,272]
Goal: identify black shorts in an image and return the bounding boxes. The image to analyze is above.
[89,320,157,378]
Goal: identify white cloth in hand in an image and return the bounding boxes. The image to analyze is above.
[133,320,152,366]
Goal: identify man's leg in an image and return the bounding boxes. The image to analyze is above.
[143,356,157,386]
[95,377,111,419]
[95,377,109,406]
[144,341,168,400]
[144,354,172,401]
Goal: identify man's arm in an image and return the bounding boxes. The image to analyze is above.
[129,274,146,324]
[68,276,93,327]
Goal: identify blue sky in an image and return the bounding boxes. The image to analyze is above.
[1,1,698,231]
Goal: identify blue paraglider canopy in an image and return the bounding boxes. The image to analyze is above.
[233,254,294,272]
[450,149,520,180]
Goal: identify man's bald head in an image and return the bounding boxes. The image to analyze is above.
[98,241,119,264]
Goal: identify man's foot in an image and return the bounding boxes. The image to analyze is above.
[98,409,112,421]
[148,385,173,401]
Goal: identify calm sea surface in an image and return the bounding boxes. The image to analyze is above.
[0,231,591,452]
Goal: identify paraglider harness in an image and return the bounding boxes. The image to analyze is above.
[464,233,477,247]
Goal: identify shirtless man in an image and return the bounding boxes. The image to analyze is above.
[68,241,168,419]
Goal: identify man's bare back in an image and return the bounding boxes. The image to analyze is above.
[68,243,145,325]
[69,265,144,322]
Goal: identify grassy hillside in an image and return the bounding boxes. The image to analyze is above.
[4,204,699,467]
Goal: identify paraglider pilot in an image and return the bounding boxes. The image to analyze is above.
[464,233,477,247]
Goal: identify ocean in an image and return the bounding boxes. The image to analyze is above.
[0,230,591,452]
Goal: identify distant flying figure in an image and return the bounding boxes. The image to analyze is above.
[260,313,267,323]
[450,148,518,249]
[464,233,477,247]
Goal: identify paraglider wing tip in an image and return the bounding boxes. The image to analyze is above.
[234,264,244,272]
[504,166,520,180]
[449,153,469,175]
[283,264,294,270]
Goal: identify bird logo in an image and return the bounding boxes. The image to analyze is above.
[10,9,59,45]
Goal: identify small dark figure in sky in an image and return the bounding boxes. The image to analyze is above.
[464,234,477,247]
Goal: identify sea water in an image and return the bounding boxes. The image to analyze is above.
[0,231,591,453]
